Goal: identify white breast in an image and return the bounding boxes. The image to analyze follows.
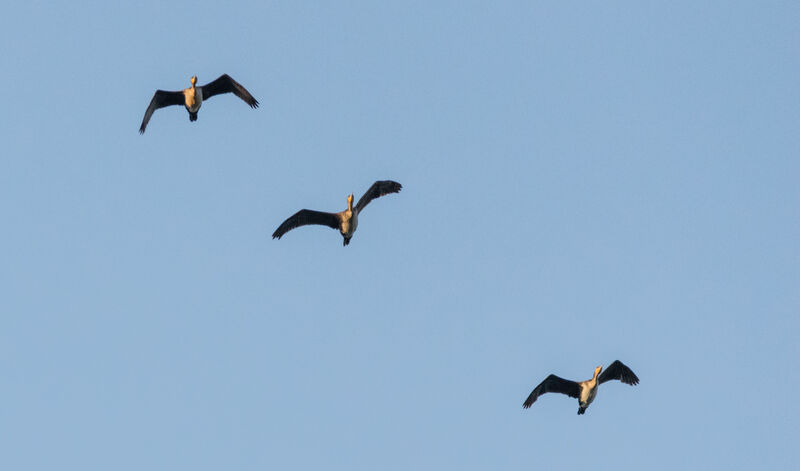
[340,211,358,237]
[184,88,203,112]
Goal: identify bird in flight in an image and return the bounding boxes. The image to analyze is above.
[272,180,402,246]
[139,74,258,133]
[522,360,639,414]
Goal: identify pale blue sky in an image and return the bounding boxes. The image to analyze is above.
[1,1,798,469]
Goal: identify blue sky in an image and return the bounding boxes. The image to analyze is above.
[1,1,798,469]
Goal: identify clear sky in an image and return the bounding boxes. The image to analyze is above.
[1,1,798,469]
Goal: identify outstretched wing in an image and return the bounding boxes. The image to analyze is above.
[523,374,581,409]
[200,74,259,108]
[272,209,340,240]
[355,180,402,214]
[139,90,185,134]
[598,360,639,386]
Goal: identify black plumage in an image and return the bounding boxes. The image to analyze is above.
[272,180,402,246]
[598,360,640,385]
[522,360,639,414]
[523,374,581,409]
[139,74,258,133]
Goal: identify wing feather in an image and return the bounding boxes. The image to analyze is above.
[272,209,340,239]
[522,374,581,409]
[598,360,639,386]
[200,74,259,108]
[139,90,185,134]
[355,180,402,214]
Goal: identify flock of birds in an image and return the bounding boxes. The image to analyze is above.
[139,74,640,415]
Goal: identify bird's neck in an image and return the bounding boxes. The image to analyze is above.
[590,369,601,385]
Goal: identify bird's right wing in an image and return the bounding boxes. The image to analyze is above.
[522,374,581,409]
[139,90,185,134]
[272,209,340,239]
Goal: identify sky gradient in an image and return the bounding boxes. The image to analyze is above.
[1,1,798,469]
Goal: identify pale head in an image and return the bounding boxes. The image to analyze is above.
[190,76,198,86]
[594,365,603,377]
[347,194,354,209]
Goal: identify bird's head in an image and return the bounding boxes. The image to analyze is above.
[594,365,603,377]
[347,194,354,209]
[190,76,198,86]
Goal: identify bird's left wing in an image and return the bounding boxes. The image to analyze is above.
[598,360,639,385]
[200,74,259,108]
[355,180,402,214]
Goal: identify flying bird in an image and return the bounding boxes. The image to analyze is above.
[522,360,639,414]
[139,74,258,133]
[272,180,402,246]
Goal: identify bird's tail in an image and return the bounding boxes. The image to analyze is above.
[343,237,351,246]
[577,407,586,415]
[189,112,198,122]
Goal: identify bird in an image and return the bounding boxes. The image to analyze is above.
[139,74,258,133]
[272,180,402,246]
[522,360,639,414]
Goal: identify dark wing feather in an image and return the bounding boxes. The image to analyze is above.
[598,360,639,386]
[200,74,259,108]
[272,209,340,239]
[355,180,402,214]
[139,90,185,134]
[522,374,581,409]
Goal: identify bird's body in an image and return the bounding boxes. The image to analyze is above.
[183,81,202,113]
[522,360,639,415]
[577,367,601,415]
[272,180,401,246]
[338,203,358,244]
[139,74,258,133]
